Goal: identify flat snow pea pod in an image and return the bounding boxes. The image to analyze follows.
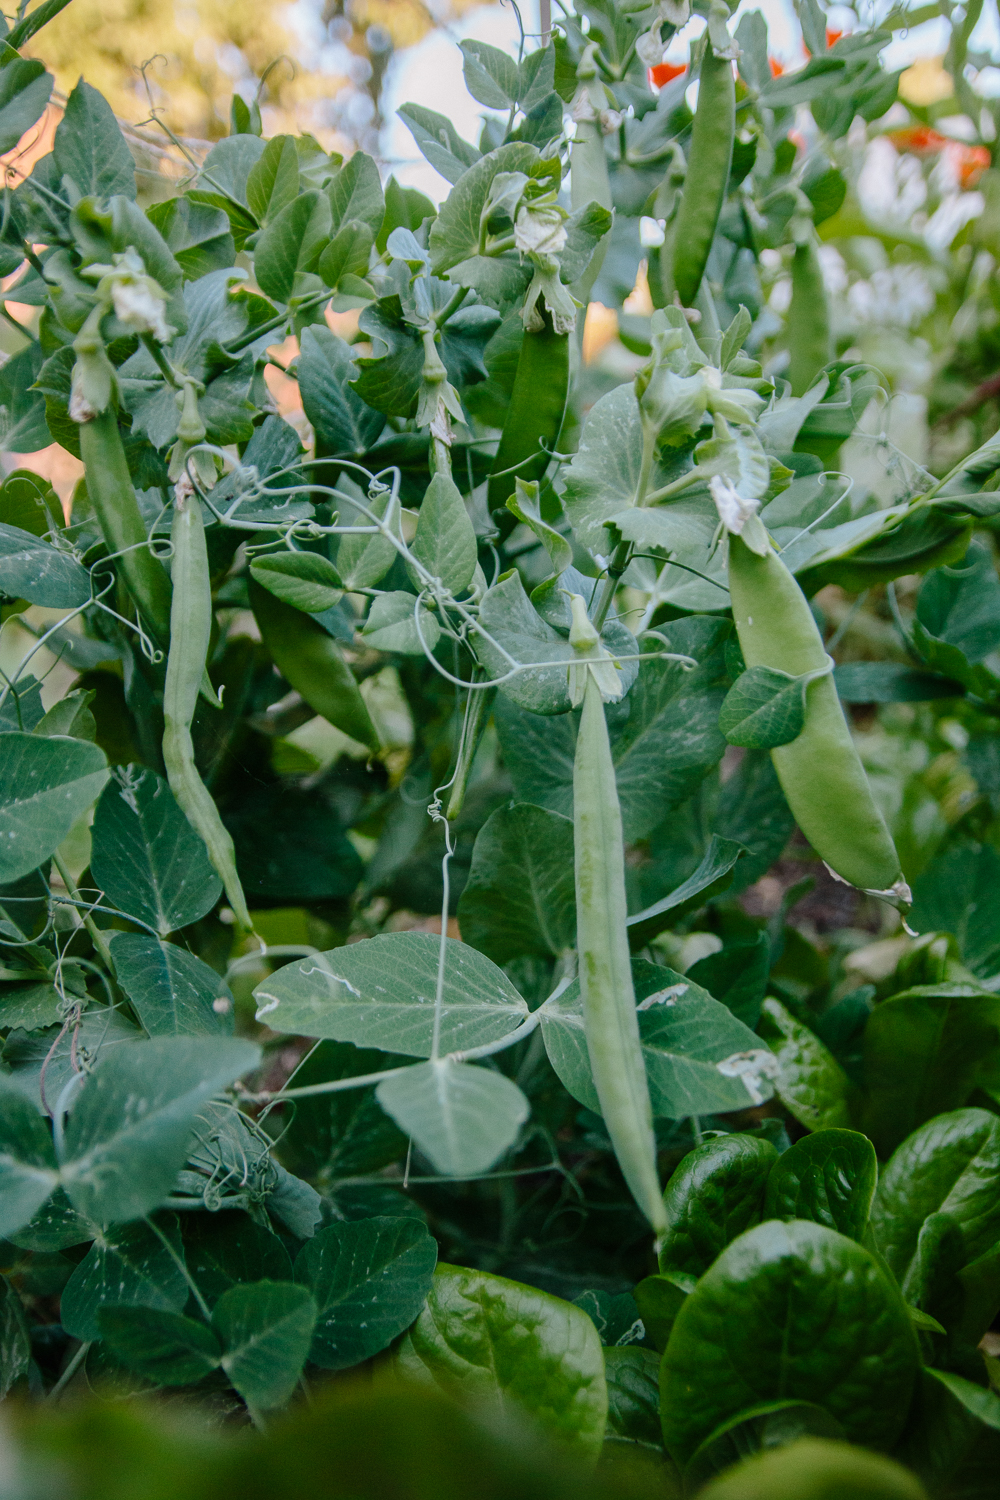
[574,664,667,1239]
[787,236,831,397]
[162,494,251,934]
[728,533,908,904]
[486,313,569,518]
[79,410,173,646]
[669,32,735,308]
[249,578,380,753]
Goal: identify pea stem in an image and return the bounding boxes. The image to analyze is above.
[51,851,115,973]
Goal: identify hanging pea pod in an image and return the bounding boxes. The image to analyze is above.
[570,41,613,314]
[249,579,380,753]
[570,598,668,1239]
[162,494,252,934]
[486,312,569,520]
[668,11,736,308]
[787,221,832,397]
[727,529,909,907]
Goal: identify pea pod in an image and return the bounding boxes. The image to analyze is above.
[727,533,908,903]
[787,235,831,396]
[573,633,667,1237]
[162,494,251,933]
[570,43,613,312]
[249,578,379,753]
[668,31,735,308]
[486,313,569,518]
[79,410,173,645]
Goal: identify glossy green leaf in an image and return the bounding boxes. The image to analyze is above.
[249,551,344,614]
[926,1368,1000,1431]
[58,1036,260,1226]
[763,1129,877,1242]
[89,768,222,937]
[0,521,90,608]
[0,1084,59,1238]
[146,196,235,277]
[685,1401,846,1492]
[392,1264,607,1456]
[719,665,807,749]
[0,733,108,884]
[408,473,477,596]
[295,1216,437,1369]
[659,1135,779,1289]
[634,1274,688,1352]
[98,1305,222,1386]
[759,998,852,1132]
[603,1347,663,1450]
[458,803,575,965]
[253,932,529,1057]
[375,1060,529,1176]
[213,1280,317,1410]
[60,1217,188,1342]
[660,1220,920,1466]
[110,933,234,1037]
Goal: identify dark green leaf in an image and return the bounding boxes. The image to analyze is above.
[627,835,748,949]
[686,934,771,1029]
[910,844,1000,978]
[685,1401,847,1492]
[0,521,90,608]
[227,783,363,906]
[458,803,575,964]
[250,551,344,614]
[0,1083,58,1237]
[254,190,331,303]
[603,1347,663,1449]
[658,1135,779,1290]
[0,733,107,884]
[719,665,807,749]
[110,933,234,1037]
[213,1279,316,1410]
[145,197,236,278]
[98,1304,222,1385]
[60,1217,187,1341]
[834,661,963,703]
[297,325,383,456]
[183,1214,292,1307]
[276,1040,409,1185]
[408,472,477,596]
[758,998,852,1132]
[375,1060,529,1176]
[763,1129,877,1242]
[328,151,384,237]
[0,43,52,156]
[0,1274,29,1396]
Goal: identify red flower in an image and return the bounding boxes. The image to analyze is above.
[955,144,991,188]
[887,125,951,155]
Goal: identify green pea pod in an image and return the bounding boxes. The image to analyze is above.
[162,495,251,934]
[728,533,908,904]
[249,578,380,753]
[669,41,734,308]
[787,238,832,397]
[486,314,569,518]
[79,410,173,645]
[570,43,613,313]
[575,670,667,1238]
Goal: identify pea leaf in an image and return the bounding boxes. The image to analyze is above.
[0,1275,30,1397]
[660,1220,919,1466]
[89,767,222,936]
[686,933,771,1029]
[53,79,135,200]
[145,197,235,278]
[245,134,300,225]
[213,1280,317,1410]
[460,39,519,108]
[718,665,808,749]
[408,473,477,596]
[925,1367,1000,1431]
[397,103,481,185]
[254,190,331,303]
[296,325,384,457]
[0,43,52,156]
[0,521,90,608]
[763,1129,877,1242]
[658,1135,779,1290]
[58,1036,260,1226]
[0,1084,60,1238]
[626,835,748,949]
[429,142,549,274]
[376,1060,529,1177]
[0,733,108,884]
[183,1215,293,1307]
[254,933,529,1057]
[276,1040,409,1184]
[328,151,384,238]
[250,551,344,614]
[60,1217,188,1342]
[110,933,234,1037]
[98,1305,222,1386]
[758,998,852,1132]
[295,1216,438,1369]
[392,1264,607,1456]
[0,344,51,454]
[458,803,576,964]
[362,591,441,655]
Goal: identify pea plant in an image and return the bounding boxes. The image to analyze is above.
[0,0,999,1493]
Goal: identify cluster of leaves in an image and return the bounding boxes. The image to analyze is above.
[0,0,996,1495]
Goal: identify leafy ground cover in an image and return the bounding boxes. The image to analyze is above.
[0,0,998,1494]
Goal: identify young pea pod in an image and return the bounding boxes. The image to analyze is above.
[787,233,832,396]
[668,24,735,308]
[486,312,569,519]
[727,532,909,905]
[79,411,173,646]
[571,604,667,1239]
[162,494,252,934]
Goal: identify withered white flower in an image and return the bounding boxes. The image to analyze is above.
[514,204,567,258]
[709,474,760,535]
[567,593,624,706]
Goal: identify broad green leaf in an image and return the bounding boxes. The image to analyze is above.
[0,344,52,454]
[295,1216,437,1369]
[0,1274,30,1397]
[110,933,234,1037]
[249,551,344,614]
[213,1280,317,1410]
[540,960,776,1120]
[375,1060,529,1176]
[660,1221,920,1466]
[507,479,573,580]
[254,190,331,303]
[0,43,52,156]
[318,218,374,290]
[60,1217,188,1341]
[685,1401,847,1492]
[407,473,477,596]
[0,981,66,1030]
[53,80,135,200]
[0,1084,59,1237]
[296,326,383,457]
[909,842,1000,979]
[89,767,222,936]
[859,984,1000,1157]
[392,1264,607,1456]
[361,591,441,654]
[634,1274,688,1352]
[0,522,90,607]
[245,134,299,225]
[430,142,548,274]
[694,1436,928,1500]
[626,835,748,949]
[718,665,807,749]
[0,469,63,538]
[686,933,771,1030]
[0,733,107,883]
[34,688,97,741]
[145,197,235,278]
[458,803,576,965]
[917,543,1000,664]
[658,1135,779,1290]
[1,1007,141,1119]
[183,1214,292,1307]
[275,1040,408,1185]
[98,1305,222,1386]
[397,102,481,185]
[925,1367,1000,1431]
[603,1347,663,1449]
[328,151,384,237]
[834,661,962,703]
[763,1129,877,1242]
[253,933,529,1057]
[870,1109,1000,1287]
[59,1036,260,1226]
[334,487,399,590]
[759,998,851,1132]
[460,38,519,107]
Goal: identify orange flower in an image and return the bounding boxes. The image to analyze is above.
[887,128,991,186]
[768,56,784,77]
[954,144,991,188]
[887,125,950,155]
[825,28,843,47]
[649,60,686,87]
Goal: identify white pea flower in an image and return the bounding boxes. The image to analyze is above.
[635,26,664,66]
[709,474,760,535]
[567,593,624,706]
[515,204,567,257]
[660,0,690,24]
[87,248,175,343]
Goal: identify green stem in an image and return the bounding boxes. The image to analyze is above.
[52,850,115,972]
[46,1340,91,1401]
[434,286,470,327]
[145,1215,212,1322]
[446,683,496,821]
[592,539,632,631]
